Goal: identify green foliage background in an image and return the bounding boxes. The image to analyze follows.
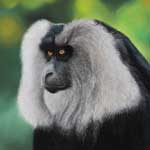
[0,0,150,149]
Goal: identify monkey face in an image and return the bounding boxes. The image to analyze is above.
[40,47,73,93]
[39,23,92,94]
[18,19,142,130]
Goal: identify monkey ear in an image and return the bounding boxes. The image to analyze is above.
[95,20,150,73]
[112,29,150,91]
[95,19,150,91]
[17,19,52,127]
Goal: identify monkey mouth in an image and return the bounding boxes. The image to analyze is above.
[44,84,71,93]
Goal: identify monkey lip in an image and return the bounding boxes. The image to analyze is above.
[44,84,70,93]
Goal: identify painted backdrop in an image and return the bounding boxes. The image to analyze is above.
[0,0,150,149]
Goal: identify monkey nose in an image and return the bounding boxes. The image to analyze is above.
[45,72,54,83]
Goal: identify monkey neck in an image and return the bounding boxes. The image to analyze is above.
[33,103,147,150]
[43,69,141,132]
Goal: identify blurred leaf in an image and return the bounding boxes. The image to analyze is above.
[0,0,19,8]
[0,14,24,47]
[74,0,111,21]
[101,0,132,11]
[20,0,55,10]
[22,0,74,23]
[115,0,150,60]
[0,101,32,150]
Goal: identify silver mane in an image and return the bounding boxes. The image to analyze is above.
[18,19,141,132]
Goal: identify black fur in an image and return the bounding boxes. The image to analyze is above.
[34,106,150,150]
[40,24,64,50]
[33,20,150,150]
[39,24,74,62]
[94,19,150,92]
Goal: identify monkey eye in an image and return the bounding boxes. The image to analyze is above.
[56,46,73,61]
[58,49,65,55]
[47,50,53,57]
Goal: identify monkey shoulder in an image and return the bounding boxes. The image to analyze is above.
[33,103,150,150]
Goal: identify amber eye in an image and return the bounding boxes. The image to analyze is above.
[47,50,53,57]
[58,49,65,55]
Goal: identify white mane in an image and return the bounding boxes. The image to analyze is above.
[18,19,141,132]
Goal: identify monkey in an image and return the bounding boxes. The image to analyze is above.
[18,19,150,150]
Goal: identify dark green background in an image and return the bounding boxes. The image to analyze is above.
[0,0,150,149]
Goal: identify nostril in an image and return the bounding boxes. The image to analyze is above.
[47,72,53,76]
[45,72,54,84]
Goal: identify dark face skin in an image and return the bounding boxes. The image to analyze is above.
[40,24,73,93]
